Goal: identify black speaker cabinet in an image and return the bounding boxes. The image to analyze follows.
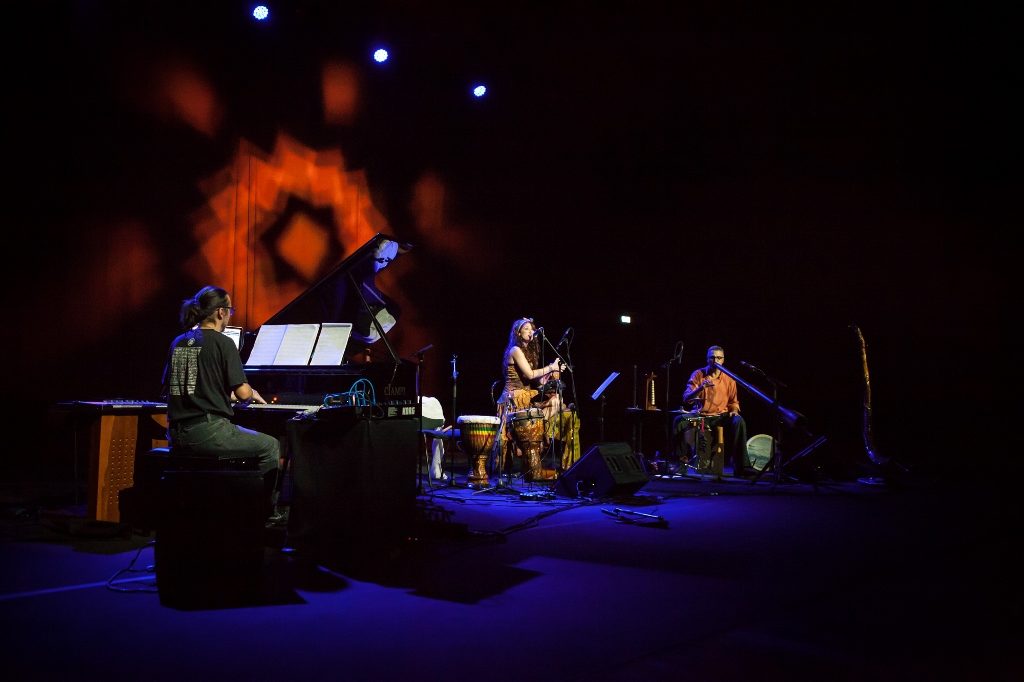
[154,470,265,608]
[555,442,649,498]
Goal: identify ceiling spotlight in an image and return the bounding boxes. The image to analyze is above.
[471,84,487,98]
[252,5,270,21]
[373,48,389,63]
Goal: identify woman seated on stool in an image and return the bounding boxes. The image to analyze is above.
[494,317,564,481]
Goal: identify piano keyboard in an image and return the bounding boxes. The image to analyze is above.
[57,400,168,415]
[237,403,321,412]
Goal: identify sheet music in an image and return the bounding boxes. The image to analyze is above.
[246,324,286,365]
[245,324,319,366]
[310,322,353,365]
[274,324,320,365]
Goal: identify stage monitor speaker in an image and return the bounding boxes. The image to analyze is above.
[555,442,649,498]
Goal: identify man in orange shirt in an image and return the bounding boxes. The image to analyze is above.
[674,345,756,478]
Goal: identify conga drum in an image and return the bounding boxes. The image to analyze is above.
[457,415,500,487]
[508,408,556,481]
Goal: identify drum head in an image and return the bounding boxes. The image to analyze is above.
[510,407,544,420]
[746,434,773,471]
[457,415,500,425]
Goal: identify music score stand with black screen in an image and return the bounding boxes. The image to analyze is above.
[591,371,620,443]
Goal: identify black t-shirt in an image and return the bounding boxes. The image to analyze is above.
[162,327,247,423]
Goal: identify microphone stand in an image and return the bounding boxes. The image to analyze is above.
[539,332,573,475]
[561,340,581,470]
[754,365,785,487]
[713,362,806,486]
[446,352,458,486]
[629,364,640,456]
[414,345,430,495]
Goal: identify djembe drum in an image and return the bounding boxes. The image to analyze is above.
[457,415,500,487]
[508,408,556,481]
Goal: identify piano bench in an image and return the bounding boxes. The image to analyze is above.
[121,447,263,534]
[138,447,258,477]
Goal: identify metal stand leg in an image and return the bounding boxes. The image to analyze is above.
[473,417,521,495]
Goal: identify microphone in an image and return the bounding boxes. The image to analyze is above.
[675,341,684,364]
[739,360,764,374]
[557,327,571,347]
[534,327,544,336]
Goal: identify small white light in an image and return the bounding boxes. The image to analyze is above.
[620,315,632,324]
[472,84,487,98]
[373,48,389,63]
[252,5,269,21]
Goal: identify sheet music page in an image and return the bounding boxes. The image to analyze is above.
[310,322,353,365]
[245,324,286,366]
[273,324,321,365]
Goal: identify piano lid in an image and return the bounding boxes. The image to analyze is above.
[260,233,412,363]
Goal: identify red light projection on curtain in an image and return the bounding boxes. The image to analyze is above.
[185,132,394,329]
[322,61,360,126]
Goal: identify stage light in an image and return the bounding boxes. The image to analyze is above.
[620,315,632,324]
[252,5,269,21]
[373,48,389,64]
[471,84,487,98]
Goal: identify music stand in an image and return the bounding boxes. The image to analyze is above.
[591,371,620,442]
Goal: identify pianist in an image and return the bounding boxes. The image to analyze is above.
[161,285,281,515]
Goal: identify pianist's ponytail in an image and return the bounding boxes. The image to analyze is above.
[180,285,230,329]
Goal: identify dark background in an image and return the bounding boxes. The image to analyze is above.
[14,2,1006,479]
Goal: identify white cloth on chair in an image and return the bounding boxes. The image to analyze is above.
[422,396,445,422]
[422,396,447,479]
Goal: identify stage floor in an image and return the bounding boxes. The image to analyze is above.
[1,452,1014,681]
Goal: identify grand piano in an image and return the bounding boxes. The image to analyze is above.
[232,233,421,564]
[232,233,419,432]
